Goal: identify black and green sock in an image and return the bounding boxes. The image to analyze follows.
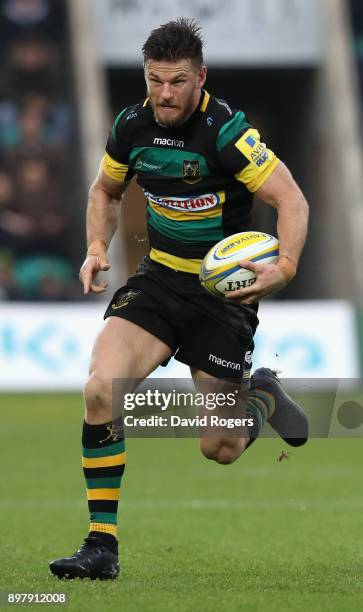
[82,420,125,544]
[246,388,275,446]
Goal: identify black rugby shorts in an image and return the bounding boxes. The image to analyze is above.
[104,256,259,381]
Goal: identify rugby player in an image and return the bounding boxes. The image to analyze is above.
[50,18,309,580]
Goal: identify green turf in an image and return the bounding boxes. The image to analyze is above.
[0,394,362,611]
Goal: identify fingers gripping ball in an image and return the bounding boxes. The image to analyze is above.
[199,231,279,297]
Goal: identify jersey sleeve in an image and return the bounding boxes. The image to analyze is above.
[216,112,280,192]
[102,108,135,184]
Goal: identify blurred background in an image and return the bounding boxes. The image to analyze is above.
[0,0,362,390]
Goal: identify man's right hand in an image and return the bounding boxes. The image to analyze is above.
[79,240,110,295]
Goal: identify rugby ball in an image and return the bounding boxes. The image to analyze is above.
[199,231,279,297]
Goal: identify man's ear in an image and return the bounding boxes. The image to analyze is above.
[197,65,207,88]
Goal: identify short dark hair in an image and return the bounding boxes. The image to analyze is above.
[142,18,203,67]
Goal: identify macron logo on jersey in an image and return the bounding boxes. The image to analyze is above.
[154,137,184,148]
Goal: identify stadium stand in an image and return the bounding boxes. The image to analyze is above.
[0,0,82,300]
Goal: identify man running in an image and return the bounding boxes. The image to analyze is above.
[50,18,309,581]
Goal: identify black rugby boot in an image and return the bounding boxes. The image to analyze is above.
[250,367,309,447]
[49,536,119,580]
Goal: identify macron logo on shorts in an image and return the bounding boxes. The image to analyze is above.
[209,354,241,371]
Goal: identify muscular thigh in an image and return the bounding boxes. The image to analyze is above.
[90,316,172,381]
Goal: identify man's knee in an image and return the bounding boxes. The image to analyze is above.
[200,440,244,465]
[84,372,111,414]
[200,440,220,462]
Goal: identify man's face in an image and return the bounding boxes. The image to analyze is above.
[144,58,207,128]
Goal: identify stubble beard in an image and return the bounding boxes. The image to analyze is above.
[153,110,184,128]
[151,94,196,129]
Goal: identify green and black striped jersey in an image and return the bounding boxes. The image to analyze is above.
[103,90,279,273]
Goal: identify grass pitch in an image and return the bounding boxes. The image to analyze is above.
[0,393,362,611]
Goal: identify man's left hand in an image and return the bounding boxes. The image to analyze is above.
[225,259,295,304]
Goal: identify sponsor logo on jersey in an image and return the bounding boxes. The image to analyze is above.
[153,137,184,148]
[246,135,256,147]
[145,190,219,212]
[236,129,270,168]
[135,158,162,171]
[209,353,241,370]
[183,160,200,182]
[245,137,269,167]
[127,111,138,120]
[252,147,269,167]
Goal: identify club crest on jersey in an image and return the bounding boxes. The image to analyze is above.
[183,160,201,184]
